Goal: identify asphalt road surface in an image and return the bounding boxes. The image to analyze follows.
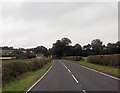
[29,59,119,92]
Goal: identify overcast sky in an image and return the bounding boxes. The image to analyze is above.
[0,2,118,48]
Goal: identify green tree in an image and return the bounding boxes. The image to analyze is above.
[33,46,48,56]
[61,37,72,46]
[83,44,92,56]
[73,44,82,56]
[51,38,72,58]
[106,41,120,54]
[91,39,103,55]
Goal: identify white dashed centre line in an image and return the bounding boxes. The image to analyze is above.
[63,64,68,69]
[71,74,79,83]
[82,89,87,93]
[67,69,71,73]
[59,60,87,92]
[60,60,79,84]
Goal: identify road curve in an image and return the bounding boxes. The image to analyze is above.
[28,59,119,92]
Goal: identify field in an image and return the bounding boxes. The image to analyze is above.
[2,58,37,64]
[0,50,14,53]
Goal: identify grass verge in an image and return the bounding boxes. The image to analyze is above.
[2,61,52,92]
[71,60,119,78]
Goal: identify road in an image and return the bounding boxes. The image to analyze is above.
[28,59,119,92]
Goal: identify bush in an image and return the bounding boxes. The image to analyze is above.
[2,58,51,86]
[63,56,82,61]
[87,54,120,66]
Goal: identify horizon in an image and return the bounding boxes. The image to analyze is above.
[0,39,119,49]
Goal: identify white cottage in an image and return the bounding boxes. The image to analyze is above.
[36,54,44,59]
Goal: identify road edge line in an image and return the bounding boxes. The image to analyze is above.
[63,60,120,81]
[26,61,54,93]
[80,65,120,81]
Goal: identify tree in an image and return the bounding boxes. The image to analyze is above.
[83,44,92,56]
[83,44,91,51]
[106,41,120,54]
[51,38,72,58]
[116,41,120,53]
[51,40,65,58]
[61,37,72,46]
[2,46,14,50]
[91,39,103,55]
[33,46,48,56]
[73,44,82,56]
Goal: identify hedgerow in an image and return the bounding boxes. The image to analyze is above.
[63,56,82,61]
[2,58,52,86]
[87,54,120,66]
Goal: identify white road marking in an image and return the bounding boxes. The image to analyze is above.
[26,61,54,93]
[64,65,68,69]
[80,65,120,80]
[67,69,71,73]
[61,62,64,65]
[82,89,87,93]
[72,74,79,83]
[63,59,120,81]
[60,60,80,84]
[62,62,68,69]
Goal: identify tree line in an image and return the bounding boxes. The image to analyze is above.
[1,37,120,59]
[49,38,120,58]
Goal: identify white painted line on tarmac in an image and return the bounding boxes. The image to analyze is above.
[62,62,68,69]
[80,65,120,81]
[69,60,120,81]
[72,74,79,83]
[62,63,64,65]
[82,89,87,93]
[26,61,54,93]
[60,60,81,85]
[64,65,68,69]
[67,69,71,73]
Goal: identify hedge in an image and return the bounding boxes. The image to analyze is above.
[63,56,82,61]
[87,54,120,66]
[2,58,52,86]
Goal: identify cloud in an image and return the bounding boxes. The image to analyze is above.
[1,2,118,48]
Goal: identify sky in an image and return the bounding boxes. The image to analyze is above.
[0,1,118,49]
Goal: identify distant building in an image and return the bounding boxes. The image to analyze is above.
[22,51,26,53]
[30,51,34,53]
[0,57,15,60]
[36,54,44,59]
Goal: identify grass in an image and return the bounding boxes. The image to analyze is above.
[2,58,39,64]
[70,60,120,78]
[2,61,52,92]
[0,50,14,53]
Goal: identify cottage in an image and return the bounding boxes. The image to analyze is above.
[36,54,44,59]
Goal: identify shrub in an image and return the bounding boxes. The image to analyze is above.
[2,58,51,86]
[63,56,82,61]
[87,54,120,66]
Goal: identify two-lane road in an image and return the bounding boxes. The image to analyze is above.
[28,60,119,92]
